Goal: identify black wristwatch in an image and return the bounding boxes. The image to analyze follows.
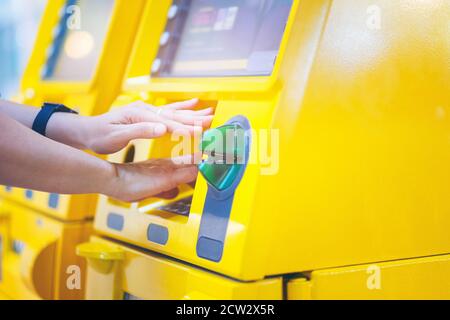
[32,103,78,136]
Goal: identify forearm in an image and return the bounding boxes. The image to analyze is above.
[0,113,116,195]
[0,99,90,150]
[45,112,90,150]
[0,99,39,128]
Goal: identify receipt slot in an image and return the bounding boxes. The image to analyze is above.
[0,0,147,221]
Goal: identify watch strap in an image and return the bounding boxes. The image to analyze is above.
[32,103,78,136]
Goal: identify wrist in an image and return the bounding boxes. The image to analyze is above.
[46,112,91,150]
[100,162,123,200]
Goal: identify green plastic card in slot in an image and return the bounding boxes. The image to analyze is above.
[199,123,247,191]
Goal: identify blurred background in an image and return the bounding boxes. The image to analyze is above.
[0,0,46,99]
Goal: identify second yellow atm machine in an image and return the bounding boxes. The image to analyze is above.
[0,0,148,299]
[79,0,450,300]
[0,0,146,220]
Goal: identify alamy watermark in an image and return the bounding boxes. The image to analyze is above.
[169,125,280,176]
[66,264,81,290]
[66,5,81,30]
[366,265,382,290]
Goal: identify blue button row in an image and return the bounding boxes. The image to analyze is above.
[107,213,169,245]
[4,188,59,209]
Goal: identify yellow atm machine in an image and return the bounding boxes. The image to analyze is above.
[78,0,450,299]
[0,0,147,299]
[0,201,91,300]
[0,0,145,220]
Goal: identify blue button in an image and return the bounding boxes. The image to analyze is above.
[197,236,224,262]
[107,213,124,231]
[147,224,169,245]
[48,193,59,209]
[25,190,33,199]
[12,240,25,254]
[5,186,12,192]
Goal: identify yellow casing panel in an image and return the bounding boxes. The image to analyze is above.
[18,0,145,112]
[0,200,91,300]
[93,0,450,282]
[0,0,147,221]
[79,236,282,300]
[257,0,450,277]
[288,254,450,300]
[92,0,298,280]
[0,186,96,222]
[0,292,11,300]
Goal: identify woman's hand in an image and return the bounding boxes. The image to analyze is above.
[0,112,198,200]
[106,155,198,203]
[46,98,213,154]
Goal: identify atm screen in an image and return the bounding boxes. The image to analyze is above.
[152,0,294,77]
[43,0,115,81]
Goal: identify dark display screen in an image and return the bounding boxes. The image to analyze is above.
[152,0,293,77]
[43,0,115,81]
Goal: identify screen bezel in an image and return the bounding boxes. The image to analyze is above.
[153,0,295,79]
[132,0,300,95]
[38,0,119,92]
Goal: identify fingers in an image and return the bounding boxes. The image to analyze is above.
[159,117,203,135]
[166,107,214,117]
[166,112,213,127]
[111,157,199,203]
[171,166,199,186]
[155,104,213,129]
[155,188,179,199]
[164,98,199,110]
[136,153,201,169]
[192,107,214,116]
[120,122,167,141]
[142,165,197,197]
[144,166,197,201]
[128,102,213,133]
[188,181,197,189]
[170,153,202,166]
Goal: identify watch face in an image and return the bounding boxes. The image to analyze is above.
[56,105,71,112]
[44,103,77,114]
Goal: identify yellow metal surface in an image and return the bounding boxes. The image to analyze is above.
[0,201,91,300]
[0,292,11,300]
[288,254,450,300]
[80,236,282,300]
[92,0,450,284]
[94,0,299,281]
[18,0,145,114]
[77,242,125,261]
[0,0,146,221]
[258,0,450,276]
[0,186,95,222]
